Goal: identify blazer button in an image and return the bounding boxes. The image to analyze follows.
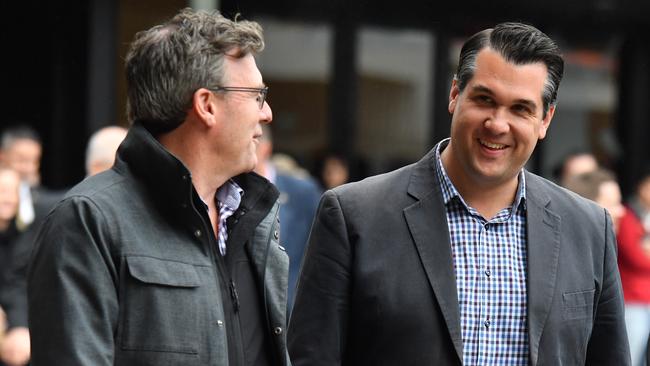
[194,229,202,238]
[273,327,283,335]
[217,320,224,327]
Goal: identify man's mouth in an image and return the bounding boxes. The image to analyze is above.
[479,139,507,150]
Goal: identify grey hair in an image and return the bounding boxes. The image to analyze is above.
[125,8,265,134]
[454,22,564,118]
[85,126,128,174]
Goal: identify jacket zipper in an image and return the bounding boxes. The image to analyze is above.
[188,183,245,366]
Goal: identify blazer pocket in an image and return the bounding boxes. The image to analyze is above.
[120,256,201,354]
[562,288,595,320]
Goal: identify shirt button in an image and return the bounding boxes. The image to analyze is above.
[485,269,491,277]
[194,229,202,238]
[274,327,283,335]
[484,319,491,328]
[217,320,224,327]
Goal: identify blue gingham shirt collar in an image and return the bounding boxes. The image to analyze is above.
[434,138,527,215]
[216,179,244,211]
[212,179,244,256]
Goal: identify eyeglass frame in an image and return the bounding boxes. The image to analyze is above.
[206,86,269,109]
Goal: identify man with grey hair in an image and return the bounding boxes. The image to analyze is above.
[290,22,629,365]
[29,8,289,366]
[85,126,128,177]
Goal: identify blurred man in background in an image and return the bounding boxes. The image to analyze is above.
[0,125,62,230]
[555,150,599,187]
[85,126,128,177]
[0,126,43,229]
[564,168,625,231]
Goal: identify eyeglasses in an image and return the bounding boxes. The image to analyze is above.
[207,86,269,109]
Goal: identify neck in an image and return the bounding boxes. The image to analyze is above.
[157,124,229,205]
[458,181,518,220]
[441,145,519,220]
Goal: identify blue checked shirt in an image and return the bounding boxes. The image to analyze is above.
[435,139,529,366]
[215,180,243,256]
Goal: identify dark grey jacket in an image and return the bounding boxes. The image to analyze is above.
[28,124,291,366]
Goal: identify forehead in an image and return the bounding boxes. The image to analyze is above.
[7,138,41,154]
[468,48,548,104]
[222,53,263,85]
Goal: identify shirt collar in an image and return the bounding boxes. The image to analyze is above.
[434,138,527,211]
[216,179,244,212]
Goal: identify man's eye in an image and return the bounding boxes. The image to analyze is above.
[475,95,493,105]
[512,105,532,115]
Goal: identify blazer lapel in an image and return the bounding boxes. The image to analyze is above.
[403,150,463,362]
[525,172,561,366]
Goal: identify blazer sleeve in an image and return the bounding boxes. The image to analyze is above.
[288,190,352,366]
[28,197,118,366]
[585,210,631,365]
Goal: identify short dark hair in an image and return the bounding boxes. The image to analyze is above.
[455,22,564,118]
[1,124,41,150]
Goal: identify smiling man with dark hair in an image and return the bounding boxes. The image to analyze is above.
[289,22,630,366]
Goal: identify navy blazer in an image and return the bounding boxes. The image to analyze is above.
[288,147,630,366]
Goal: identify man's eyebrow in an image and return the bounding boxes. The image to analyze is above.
[471,84,537,109]
[471,85,494,95]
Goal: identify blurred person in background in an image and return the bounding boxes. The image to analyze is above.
[255,125,321,309]
[318,153,349,190]
[0,125,60,230]
[85,126,128,177]
[290,22,629,365]
[555,150,599,187]
[617,168,650,366]
[0,168,30,366]
[564,168,625,231]
[28,8,290,366]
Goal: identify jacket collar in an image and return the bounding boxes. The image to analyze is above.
[404,146,463,361]
[114,123,192,210]
[114,123,278,215]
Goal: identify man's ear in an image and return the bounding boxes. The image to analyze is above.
[448,79,459,114]
[191,88,219,127]
[538,104,555,140]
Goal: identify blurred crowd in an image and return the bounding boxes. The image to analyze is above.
[559,151,650,366]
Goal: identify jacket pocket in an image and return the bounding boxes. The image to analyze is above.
[119,256,201,354]
[563,288,595,320]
